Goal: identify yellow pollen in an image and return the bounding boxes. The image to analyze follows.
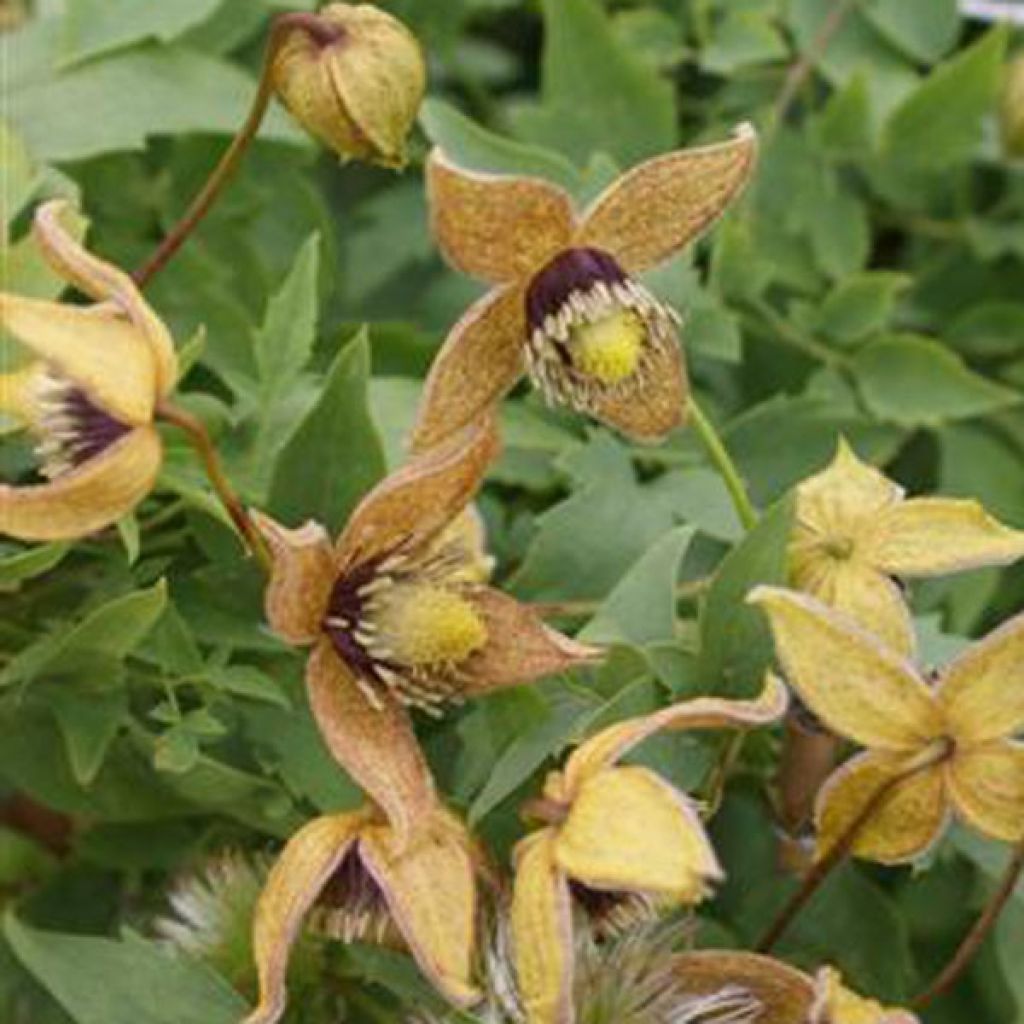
[569,309,645,383]
[371,584,487,667]
[821,536,856,560]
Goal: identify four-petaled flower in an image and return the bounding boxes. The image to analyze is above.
[790,439,1024,655]
[751,586,1024,863]
[510,677,787,1024]
[411,127,757,450]
[0,201,177,540]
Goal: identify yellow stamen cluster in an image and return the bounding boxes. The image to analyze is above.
[569,309,645,384]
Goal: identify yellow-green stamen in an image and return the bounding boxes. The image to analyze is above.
[569,309,645,384]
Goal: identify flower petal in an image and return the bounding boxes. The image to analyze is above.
[672,952,815,1024]
[360,812,482,1008]
[865,497,1024,578]
[811,967,920,1024]
[576,124,758,274]
[561,675,788,796]
[460,586,601,695]
[749,587,943,750]
[244,812,363,1024]
[427,148,574,283]
[0,361,47,427]
[938,610,1024,743]
[410,285,525,452]
[511,829,574,1024]
[335,416,499,571]
[305,638,436,843]
[555,765,722,903]
[0,294,158,425]
[814,751,949,865]
[252,512,335,644]
[947,741,1024,843]
[0,426,161,541]
[33,200,177,394]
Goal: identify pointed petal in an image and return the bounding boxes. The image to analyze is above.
[555,765,722,904]
[561,675,788,796]
[244,813,363,1024]
[0,294,157,425]
[511,829,574,1024]
[811,968,920,1024]
[427,148,574,284]
[252,512,335,644]
[33,200,177,394]
[410,285,525,452]
[335,416,499,570]
[576,124,758,274]
[360,814,482,1007]
[306,638,436,843]
[938,610,1024,743]
[814,751,948,865]
[749,587,943,750]
[0,426,161,541]
[0,361,47,426]
[866,498,1024,577]
[460,586,601,695]
[672,952,815,1024]
[947,741,1024,843]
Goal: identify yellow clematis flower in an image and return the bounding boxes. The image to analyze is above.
[0,200,177,541]
[751,586,1024,864]
[411,127,757,449]
[243,805,482,1023]
[510,677,788,1024]
[810,966,919,1024]
[790,439,1024,656]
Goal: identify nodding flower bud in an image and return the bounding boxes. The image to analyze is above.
[1001,54,1024,158]
[270,4,426,169]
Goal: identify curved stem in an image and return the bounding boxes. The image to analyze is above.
[132,12,344,287]
[156,400,272,571]
[687,396,758,532]
[911,838,1024,1010]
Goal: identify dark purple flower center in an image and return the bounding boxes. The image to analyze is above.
[525,247,628,333]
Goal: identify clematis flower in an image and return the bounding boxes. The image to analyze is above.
[789,439,1024,656]
[809,967,918,1024]
[0,200,177,541]
[244,805,482,1023]
[510,677,788,1024]
[411,127,757,449]
[751,586,1024,864]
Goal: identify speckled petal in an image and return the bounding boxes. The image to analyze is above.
[410,285,525,452]
[0,426,161,541]
[576,124,758,274]
[427,148,574,283]
[749,587,943,750]
[947,741,1024,843]
[305,638,436,843]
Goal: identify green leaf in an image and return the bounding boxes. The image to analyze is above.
[0,541,69,589]
[267,328,387,534]
[702,12,787,74]
[205,665,291,708]
[697,495,794,697]
[815,73,874,155]
[861,0,960,64]
[851,333,1021,427]
[49,688,128,787]
[0,119,39,227]
[945,302,1024,359]
[814,272,910,343]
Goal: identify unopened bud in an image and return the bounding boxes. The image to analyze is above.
[271,4,426,169]
[1001,54,1024,158]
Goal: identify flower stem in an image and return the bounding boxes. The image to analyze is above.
[132,12,344,288]
[687,396,758,532]
[156,400,272,571]
[911,838,1024,1010]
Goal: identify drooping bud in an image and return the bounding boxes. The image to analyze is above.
[270,4,426,169]
[1001,54,1024,158]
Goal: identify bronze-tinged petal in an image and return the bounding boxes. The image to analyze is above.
[947,741,1024,844]
[252,511,335,644]
[334,416,499,571]
[0,426,161,541]
[460,587,601,696]
[410,285,525,453]
[305,638,436,844]
[427,148,575,284]
[575,124,758,274]
[244,812,364,1024]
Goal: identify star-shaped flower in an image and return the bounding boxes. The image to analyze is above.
[510,677,787,1024]
[790,439,1024,655]
[411,127,757,450]
[0,201,177,540]
[751,586,1024,864]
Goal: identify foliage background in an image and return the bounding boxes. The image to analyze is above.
[2,0,1023,1021]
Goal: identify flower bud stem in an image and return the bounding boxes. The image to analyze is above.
[911,838,1024,1010]
[687,397,758,533]
[132,13,345,287]
[156,400,272,572]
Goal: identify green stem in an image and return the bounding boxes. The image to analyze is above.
[687,396,758,532]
